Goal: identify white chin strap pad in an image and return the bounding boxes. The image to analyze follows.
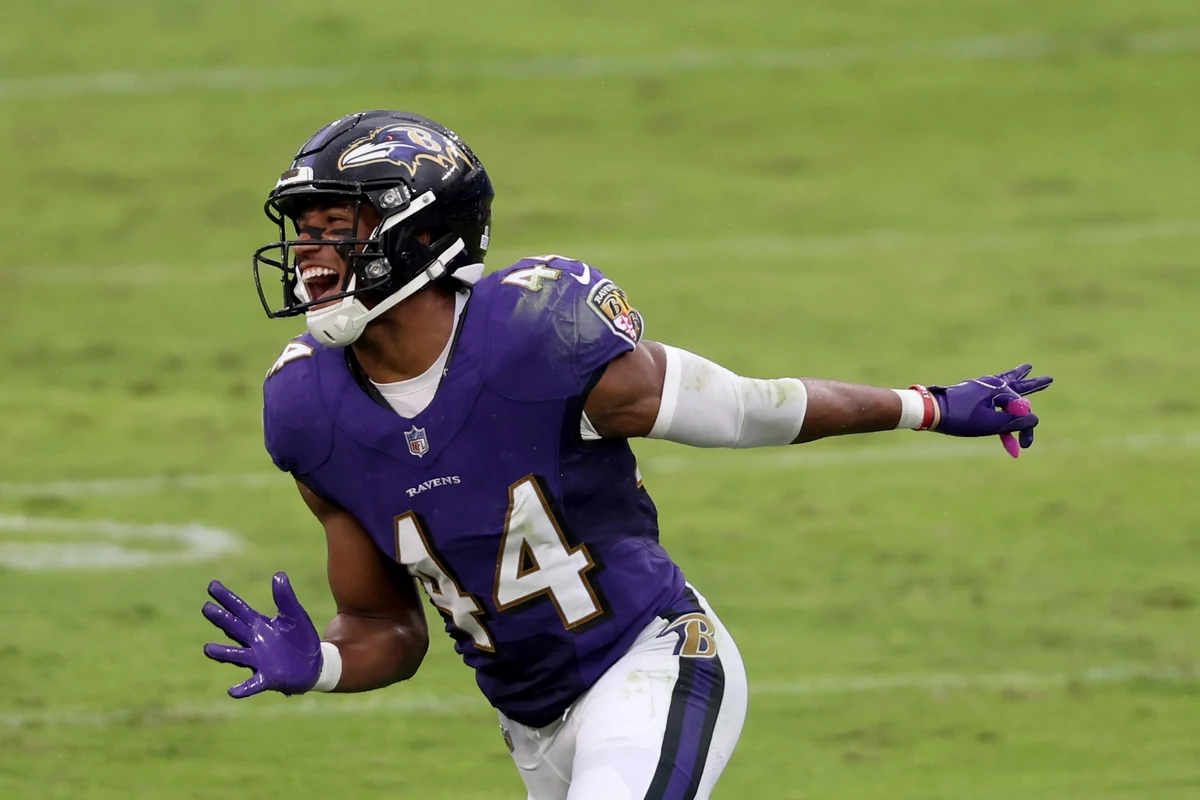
[304,238,467,348]
[647,345,808,449]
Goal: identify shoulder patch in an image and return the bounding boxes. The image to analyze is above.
[587,279,644,344]
[266,341,314,379]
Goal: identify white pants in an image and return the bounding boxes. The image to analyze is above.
[500,586,747,800]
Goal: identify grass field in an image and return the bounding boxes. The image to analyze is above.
[2,1,1199,798]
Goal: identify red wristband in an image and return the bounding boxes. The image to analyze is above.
[908,384,938,431]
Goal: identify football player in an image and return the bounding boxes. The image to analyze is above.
[203,110,1052,800]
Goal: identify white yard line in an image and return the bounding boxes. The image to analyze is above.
[0,516,242,569]
[7,218,1200,287]
[0,472,283,498]
[2,29,1198,100]
[573,219,1200,264]
[1,663,1192,730]
[646,430,1200,474]
[1,430,1197,500]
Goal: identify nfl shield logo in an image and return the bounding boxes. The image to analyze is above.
[404,426,430,458]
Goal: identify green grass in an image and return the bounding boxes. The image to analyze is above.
[2,1,1199,798]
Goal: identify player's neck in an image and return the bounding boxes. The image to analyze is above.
[350,286,458,384]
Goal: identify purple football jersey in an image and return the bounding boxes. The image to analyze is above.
[262,256,687,727]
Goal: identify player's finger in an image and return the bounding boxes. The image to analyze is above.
[999,412,1039,433]
[1019,426,1036,449]
[203,643,256,669]
[271,572,308,622]
[202,601,253,645]
[229,673,268,699]
[207,580,259,623]
[998,363,1034,382]
[1010,376,1053,396]
[992,390,1020,411]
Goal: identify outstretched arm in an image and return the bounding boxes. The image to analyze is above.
[299,482,429,692]
[584,341,1051,448]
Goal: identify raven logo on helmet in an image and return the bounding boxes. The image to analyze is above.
[337,125,475,176]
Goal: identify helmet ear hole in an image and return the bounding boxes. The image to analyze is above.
[363,259,391,281]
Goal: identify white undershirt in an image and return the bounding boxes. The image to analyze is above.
[372,289,602,438]
[370,291,468,418]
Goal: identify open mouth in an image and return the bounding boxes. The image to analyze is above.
[300,265,343,305]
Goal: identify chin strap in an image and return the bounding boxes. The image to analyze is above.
[305,238,469,348]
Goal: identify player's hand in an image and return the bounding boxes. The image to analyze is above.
[202,572,323,698]
[926,364,1053,449]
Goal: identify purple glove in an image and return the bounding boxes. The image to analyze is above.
[926,363,1053,449]
[202,572,323,698]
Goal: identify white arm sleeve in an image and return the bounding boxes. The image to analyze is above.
[646,344,808,449]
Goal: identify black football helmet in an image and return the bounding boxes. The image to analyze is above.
[252,110,494,347]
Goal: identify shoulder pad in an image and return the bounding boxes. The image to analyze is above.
[262,334,334,475]
[482,255,642,401]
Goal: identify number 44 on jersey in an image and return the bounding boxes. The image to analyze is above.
[393,475,603,651]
